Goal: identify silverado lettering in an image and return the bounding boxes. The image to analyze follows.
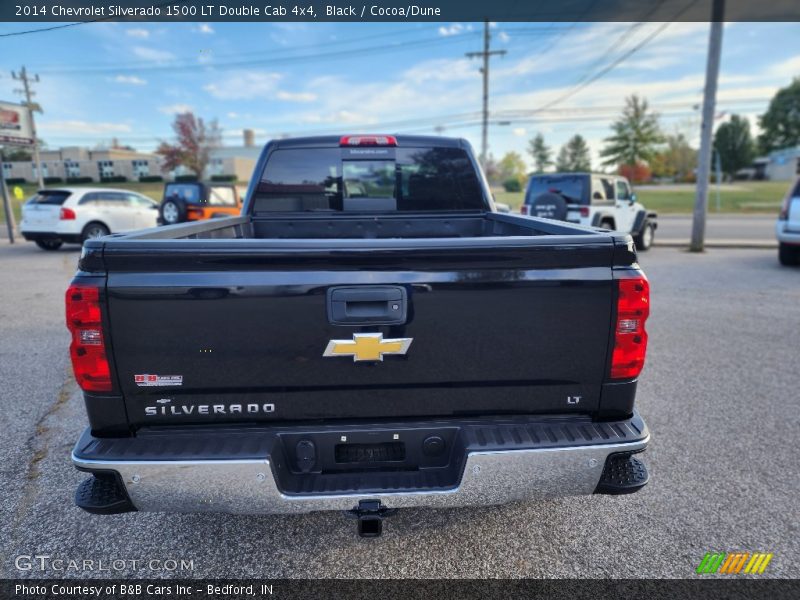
[144,403,276,416]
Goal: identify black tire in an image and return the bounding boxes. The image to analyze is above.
[160,198,187,225]
[778,243,800,266]
[529,192,568,221]
[35,238,63,251]
[81,222,110,243]
[634,220,655,251]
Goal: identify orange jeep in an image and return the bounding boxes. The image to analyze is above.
[158,182,243,225]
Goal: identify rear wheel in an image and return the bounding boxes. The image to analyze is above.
[778,243,800,266]
[81,223,110,243]
[600,219,615,231]
[634,220,655,251]
[160,198,187,225]
[35,238,63,251]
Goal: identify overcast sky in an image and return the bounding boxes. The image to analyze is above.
[1,21,797,167]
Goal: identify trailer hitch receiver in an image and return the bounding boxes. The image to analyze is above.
[346,500,396,537]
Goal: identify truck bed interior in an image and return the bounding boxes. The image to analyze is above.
[121,213,604,241]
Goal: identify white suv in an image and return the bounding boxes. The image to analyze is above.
[522,173,658,250]
[20,187,159,251]
[776,177,800,266]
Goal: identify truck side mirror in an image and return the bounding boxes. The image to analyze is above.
[630,193,637,204]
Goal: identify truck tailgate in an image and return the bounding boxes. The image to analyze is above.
[103,239,616,426]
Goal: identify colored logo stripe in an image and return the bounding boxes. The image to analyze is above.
[744,553,773,574]
[696,552,773,574]
[697,553,726,574]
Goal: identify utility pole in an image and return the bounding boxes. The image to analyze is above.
[12,66,44,189]
[466,20,506,169]
[1,164,14,243]
[690,0,725,252]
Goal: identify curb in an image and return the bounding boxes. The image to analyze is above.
[655,239,777,249]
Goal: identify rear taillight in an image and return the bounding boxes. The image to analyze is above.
[340,135,397,147]
[579,206,590,218]
[610,273,650,380]
[66,284,111,392]
[60,207,76,220]
[520,205,529,215]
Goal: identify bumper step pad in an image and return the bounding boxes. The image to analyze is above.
[75,473,136,515]
[594,453,649,495]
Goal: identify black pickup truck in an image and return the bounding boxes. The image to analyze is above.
[68,135,650,536]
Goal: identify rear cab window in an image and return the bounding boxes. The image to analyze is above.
[252,146,486,213]
[28,190,71,205]
[526,175,587,205]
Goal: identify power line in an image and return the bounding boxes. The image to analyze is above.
[525,0,699,115]
[38,100,770,144]
[0,1,175,38]
[27,23,573,75]
[36,30,482,75]
[0,22,88,38]
[28,24,443,71]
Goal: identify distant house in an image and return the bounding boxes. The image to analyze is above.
[2,146,158,183]
[766,146,800,181]
[2,129,264,184]
[205,129,261,181]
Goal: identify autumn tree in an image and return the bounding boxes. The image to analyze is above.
[556,135,591,172]
[600,95,663,169]
[156,112,222,177]
[527,133,552,173]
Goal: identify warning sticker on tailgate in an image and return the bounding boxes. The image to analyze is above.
[134,374,183,387]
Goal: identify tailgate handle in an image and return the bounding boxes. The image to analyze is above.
[327,286,407,325]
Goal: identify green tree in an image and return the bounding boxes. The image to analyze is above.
[0,147,33,161]
[556,135,592,172]
[498,151,527,182]
[713,115,755,179]
[651,133,698,181]
[758,78,800,153]
[600,95,663,168]
[527,133,552,173]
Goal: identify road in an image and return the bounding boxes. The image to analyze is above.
[0,242,798,578]
[656,214,775,243]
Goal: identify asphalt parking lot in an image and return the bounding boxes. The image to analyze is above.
[0,241,797,578]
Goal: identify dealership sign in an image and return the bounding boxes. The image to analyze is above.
[0,101,34,146]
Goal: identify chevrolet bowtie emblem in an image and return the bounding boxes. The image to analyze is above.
[323,333,412,362]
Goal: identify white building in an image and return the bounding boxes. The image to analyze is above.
[766,146,800,181]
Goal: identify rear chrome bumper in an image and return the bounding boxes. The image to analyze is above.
[72,414,649,515]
